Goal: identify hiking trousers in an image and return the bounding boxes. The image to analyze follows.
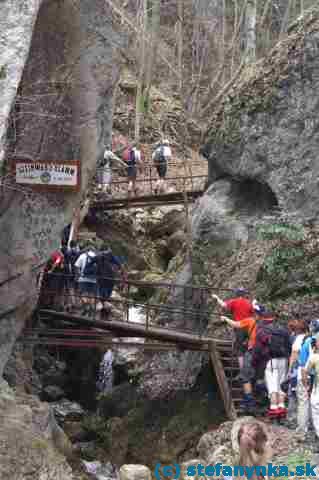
[265,358,287,396]
[297,380,311,434]
[311,387,319,438]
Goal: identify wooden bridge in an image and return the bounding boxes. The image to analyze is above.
[93,161,207,209]
[23,275,242,419]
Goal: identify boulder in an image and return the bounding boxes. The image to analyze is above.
[82,460,119,480]
[42,385,65,402]
[119,465,151,480]
[197,421,233,462]
[191,180,251,252]
[51,398,85,424]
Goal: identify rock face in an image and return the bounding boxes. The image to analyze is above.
[0,0,119,378]
[0,380,74,479]
[201,7,319,221]
[0,0,42,164]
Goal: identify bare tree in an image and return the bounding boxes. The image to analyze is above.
[245,0,257,63]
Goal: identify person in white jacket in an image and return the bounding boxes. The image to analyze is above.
[152,139,172,193]
[98,146,127,193]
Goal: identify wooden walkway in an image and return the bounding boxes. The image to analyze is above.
[92,189,204,210]
[91,174,207,210]
[26,303,240,419]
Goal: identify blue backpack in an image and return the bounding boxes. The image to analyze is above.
[82,254,97,278]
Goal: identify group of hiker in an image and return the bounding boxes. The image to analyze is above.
[39,239,126,316]
[213,288,319,450]
[97,139,172,196]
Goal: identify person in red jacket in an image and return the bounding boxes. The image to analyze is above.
[212,288,256,370]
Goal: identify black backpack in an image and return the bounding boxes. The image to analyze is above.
[252,321,291,370]
[82,254,97,278]
[96,249,114,278]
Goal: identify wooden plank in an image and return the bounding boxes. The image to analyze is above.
[209,340,237,420]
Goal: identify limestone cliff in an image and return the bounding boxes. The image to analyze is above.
[201,6,319,220]
[0,0,118,376]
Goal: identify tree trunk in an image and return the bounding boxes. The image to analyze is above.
[134,0,147,143]
[245,0,257,63]
[177,0,183,93]
[144,0,161,108]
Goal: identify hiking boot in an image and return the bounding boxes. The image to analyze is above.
[240,394,256,414]
[277,407,288,418]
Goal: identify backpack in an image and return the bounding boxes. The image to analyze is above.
[82,254,97,278]
[153,145,165,165]
[252,321,291,370]
[96,249,114,278]
[123,147,136,166]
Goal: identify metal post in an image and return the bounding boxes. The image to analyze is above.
[150,163,152,195]
[126,283,130,322]
[146,298,149,330]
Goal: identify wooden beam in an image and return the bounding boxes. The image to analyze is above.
[92,190,203,210]
[209,340,237,420]
[39,309,231,347]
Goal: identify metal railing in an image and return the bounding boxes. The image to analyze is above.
[36,272,234,336]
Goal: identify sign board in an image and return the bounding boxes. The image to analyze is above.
[15,160,80,191]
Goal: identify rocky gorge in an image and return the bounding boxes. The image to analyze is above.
[2,2,319,480]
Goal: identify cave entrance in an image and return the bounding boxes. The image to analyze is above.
[232,179,279,216]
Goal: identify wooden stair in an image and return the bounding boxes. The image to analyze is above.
[209,339,241,419]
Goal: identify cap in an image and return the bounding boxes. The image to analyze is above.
[254,304,266,314]
[233,288,249,296]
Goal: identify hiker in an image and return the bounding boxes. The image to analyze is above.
[96,246,125,314]
[221,313,257,413]
[213,288,256,371]
[285,319,300,423]
[123,145,142,196]
[152,139,172,194]
[223,420,272,480]
[39,250,65,308]
[303,331,319,452]
[62,240,81,309]
[287,318,309,439]
[252,310,291,418]
[97,145,128,194]
[74,244,98,316]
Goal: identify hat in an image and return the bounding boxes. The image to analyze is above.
[254,304,266,314]
[310,319,319,334]
[233,287,249,296]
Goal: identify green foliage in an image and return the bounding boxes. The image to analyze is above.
[256,222,305,242]
[82,413,111,449]
[276,451,312,480]
[262,245,304,277]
